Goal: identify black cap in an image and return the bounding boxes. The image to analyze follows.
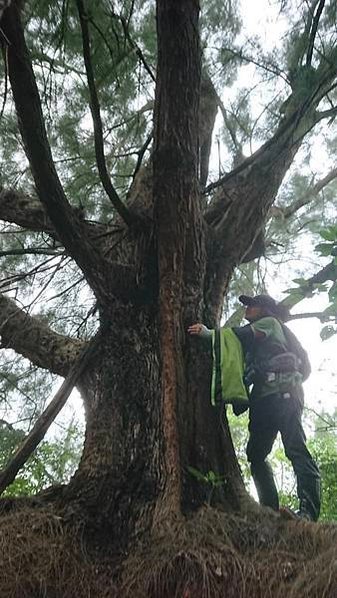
[239,294,289,320]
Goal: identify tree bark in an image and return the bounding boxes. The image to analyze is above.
[62,307,164,548]
[0,294,84,376]
[153,0,205,514]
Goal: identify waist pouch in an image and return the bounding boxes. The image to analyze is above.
[264,352,301,373]
[244,352,303,393]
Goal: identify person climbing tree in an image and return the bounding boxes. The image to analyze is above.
[188,294,321,521]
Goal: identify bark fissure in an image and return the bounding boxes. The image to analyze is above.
[153,0,202,513]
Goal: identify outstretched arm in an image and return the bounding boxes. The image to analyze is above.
[187,323,212,339]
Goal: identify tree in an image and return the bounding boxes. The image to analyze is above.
[0,1,337,595]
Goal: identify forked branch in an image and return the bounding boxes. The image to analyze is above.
[1,4,111,301]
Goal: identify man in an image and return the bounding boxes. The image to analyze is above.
[188,294,321,521]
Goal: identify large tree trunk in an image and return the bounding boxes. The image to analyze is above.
[62,304,248,550]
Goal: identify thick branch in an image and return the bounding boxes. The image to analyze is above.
[0,184,148,302]
[287,311,332,321]
[75,0,134,226]
[0,188,56,237]
[0,248,63,257]
[315,105,337,124]
[2,6,111,302]
[0,294,85,376]
[202,39,337,320]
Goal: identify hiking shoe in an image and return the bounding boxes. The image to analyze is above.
[279,507,313,521]
[295,509,313,521]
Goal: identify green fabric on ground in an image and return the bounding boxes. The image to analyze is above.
[211,328,249,406]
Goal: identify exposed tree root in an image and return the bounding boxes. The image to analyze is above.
[0,504,336,597]
[122,507,337,598]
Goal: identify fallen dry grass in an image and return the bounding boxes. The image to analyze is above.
[0,504,336,597]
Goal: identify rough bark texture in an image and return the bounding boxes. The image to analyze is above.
[153,0,203,513]
[0,294,84,376]
[63,307,164,549]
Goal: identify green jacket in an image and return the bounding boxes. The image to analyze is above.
[211,328,249,406]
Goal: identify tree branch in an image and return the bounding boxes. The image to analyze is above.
[280,260,337,312]
[116,11,156,83]
[315,105,337,124]
[306,0,326,67]
[287,311,332,321]
[132,134,152,182]
[0,188,56,237]
[75,0,135,226]
[202,41,337,321]
[0,247,63,257]
[220,46,288,83]
[1,5,112,303]
[0,294,85,376]
[279,166,337,219]
[0,187,112,250]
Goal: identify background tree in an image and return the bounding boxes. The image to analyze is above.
[0,1,337,595]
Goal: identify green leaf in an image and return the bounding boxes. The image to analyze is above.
[319,226,337,242]
[292,277,307,285]
[320,325,337,341]
[315,243,334,256]
[187,466,207,483]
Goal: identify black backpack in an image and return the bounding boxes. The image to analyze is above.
[281,323,311,381]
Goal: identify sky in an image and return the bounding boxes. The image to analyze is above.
[232,0,337,418]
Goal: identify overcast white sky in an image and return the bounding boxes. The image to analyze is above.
[237,0,337,417]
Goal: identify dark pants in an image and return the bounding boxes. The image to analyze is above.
[246,391,321,520]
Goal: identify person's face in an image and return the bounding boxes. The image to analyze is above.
[244,305,263,322]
